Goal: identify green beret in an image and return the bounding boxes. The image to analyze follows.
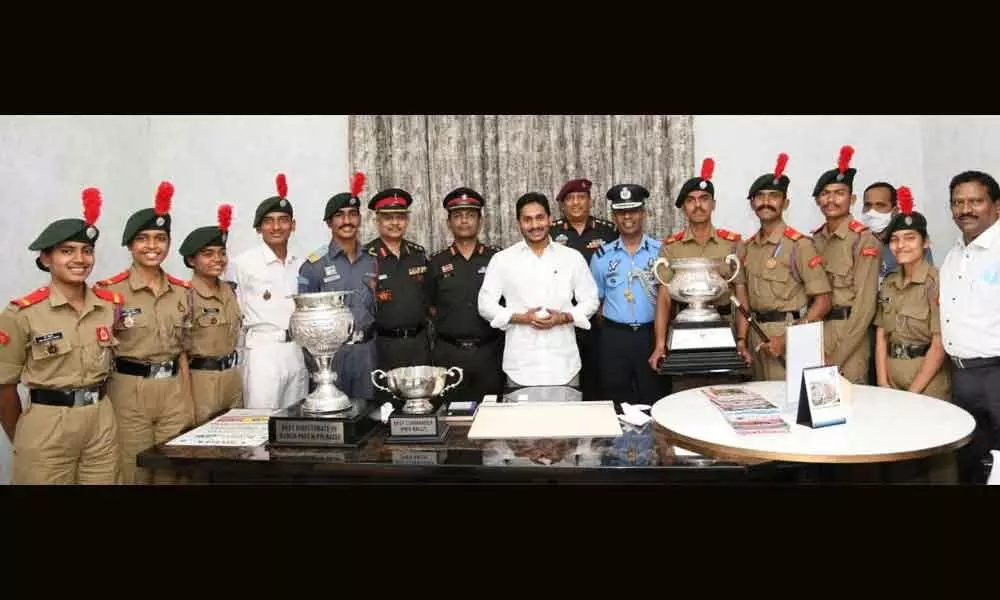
[122,208,171,246]
[324,193,361,221]
[254,196,293,228]
[30,218,100,272]
[179,226,226,267]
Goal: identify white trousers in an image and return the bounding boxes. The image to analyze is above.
[240,337,307,411]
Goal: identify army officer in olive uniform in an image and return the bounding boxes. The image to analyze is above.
[427,187,503,406]
[178,204,243,425]
[0,187,123,484]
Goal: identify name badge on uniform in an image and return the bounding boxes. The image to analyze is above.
[324,265,339,277]
[34,331,63,344]
[378,274,389,281]
[323,274,341,283]
[477,266,487,274]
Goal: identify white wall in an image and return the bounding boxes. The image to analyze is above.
[0,115,349,483]
[693,115,1000,255]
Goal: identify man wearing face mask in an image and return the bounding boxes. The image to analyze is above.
[860,182,935,287]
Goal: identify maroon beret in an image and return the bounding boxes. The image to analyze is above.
[555,178,593,204]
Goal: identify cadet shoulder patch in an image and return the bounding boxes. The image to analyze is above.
[716,228,741,242]
[0,330,8,346]
[808,255,824,269]
[860,246,879,258]
[10,287,50,308]
[93,288,124,305]
[784,227,804,241]
[166,274,192,288]
[96,270,130,287]
[848,219,868,233]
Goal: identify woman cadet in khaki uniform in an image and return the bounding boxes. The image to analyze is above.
[874,186,955,483]
[96,181,194,485]
[0,188,124,484]
[178,204,243,425]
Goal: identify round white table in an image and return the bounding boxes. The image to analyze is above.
[651,381,975,464]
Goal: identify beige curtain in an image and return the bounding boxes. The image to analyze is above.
[349,115,694,252]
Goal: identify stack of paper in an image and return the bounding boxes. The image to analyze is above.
[702,387,789,435]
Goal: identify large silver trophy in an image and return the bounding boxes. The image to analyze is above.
[372,365,464,443]
[650,254,747,375]
[289,291,355,413]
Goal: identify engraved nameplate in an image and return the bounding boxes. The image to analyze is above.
[391,449,440,465]
[273,419,344,445]
[669,326,736,350]
[390,415,438,437]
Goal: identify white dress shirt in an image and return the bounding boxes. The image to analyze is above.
[225,241,304,338]
[940,219,1000,359]
[478,239,599,386]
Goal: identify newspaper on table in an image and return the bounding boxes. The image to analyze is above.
[166,409,274,447]
[701,387,790,435]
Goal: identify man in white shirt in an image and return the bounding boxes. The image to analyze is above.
[225,174,307,410]
[478,192,599,390]
[939,170,1000,484]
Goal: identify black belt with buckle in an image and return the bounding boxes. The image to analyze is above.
[752,309,805,323]
[437,332,499,349]
[825,306,853,320]
[603,319,654,332]
[950,356,1000,370]
[377,324,426,339]
[890,343,930,360]
[189,352,239,371]
[115,357,181,378]
[29,382,107,407]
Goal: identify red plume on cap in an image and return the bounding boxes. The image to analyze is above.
[276,173,288,198]
[155,181,174,216]
[700,158,715,181]
[217,204,233,233]
[774,153,789,178]
[350,171,366,197]
[897,186,914,216]
[82,187,102,226]
[838,145,855,174]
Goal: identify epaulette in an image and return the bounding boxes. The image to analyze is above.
[10,286,49,309]
[96,270,129,287]
[716,228,741,242]
[366,245,379,257]
[595,245,607,259]
[783,226,804,241]
[166,274,192,289]
[307,244,327,263]
[848,219,868,234]
[405,240,425,254]
[93,287,123,305]
[551,219,565,228]
[663,231,685,245]
[431,247,452,259]
[595,217,616,230]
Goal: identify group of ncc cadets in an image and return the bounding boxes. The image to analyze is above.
[3,143,998,484]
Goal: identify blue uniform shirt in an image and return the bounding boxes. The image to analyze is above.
[589,235,662,325]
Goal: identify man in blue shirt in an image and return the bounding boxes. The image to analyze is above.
[298,174,378,401]
[590,184,665,404]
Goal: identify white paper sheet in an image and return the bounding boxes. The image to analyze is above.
[784,321,825,416]
[467,401,623,439]
[166,409,273,447]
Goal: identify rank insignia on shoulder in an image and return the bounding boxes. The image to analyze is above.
[848,220,868,233]
[784,227,804,241]
[11,287,50,308]
[97,270,130,287]
[716,228,741,242]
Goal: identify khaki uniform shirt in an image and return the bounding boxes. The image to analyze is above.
[96,265,191,362]
[742,223,831,313]
[812,218,882,364]
[187,278,241,359]
[875,261,941,346]
[0,285,121,389]
[656,226,746,307]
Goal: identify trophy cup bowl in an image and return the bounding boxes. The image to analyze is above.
[651,254,740,323]
[289,291,355,414]
[371,365,464,415]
